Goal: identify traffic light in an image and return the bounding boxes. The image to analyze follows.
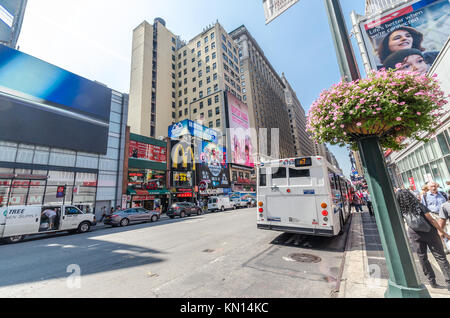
[56,186,66,198]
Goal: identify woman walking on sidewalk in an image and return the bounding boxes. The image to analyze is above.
[396,189,450,290]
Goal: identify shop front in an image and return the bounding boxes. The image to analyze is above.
[125,133,169,212]
[230,164,256,192]
[0,167,98,213]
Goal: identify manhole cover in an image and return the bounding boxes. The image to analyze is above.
[289,253,321,263]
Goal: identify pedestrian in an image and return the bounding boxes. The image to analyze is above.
[352,190,363,213]
[110,207,115,215]
[396,189,450,290]
[99,206,107,223]
[409,185,421,201]
[116,205,122,211]
[42,208,57,231]
[420,184,429,201]
[438,190,450,255]
[363,189,374,217]
[422,181,448,221]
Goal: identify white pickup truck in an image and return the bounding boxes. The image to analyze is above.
[0,205,96,244]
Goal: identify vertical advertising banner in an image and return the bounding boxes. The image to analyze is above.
[360,0,450,73]
[226,92,254,168]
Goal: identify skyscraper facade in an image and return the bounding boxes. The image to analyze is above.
[281,73,314,157]
[230,25,294,160]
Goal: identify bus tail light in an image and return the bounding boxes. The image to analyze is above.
[321,203,327,209]
[287,189,291,193]
[258,202,263,207]
[259,208,264,213]
[322,210,328,217]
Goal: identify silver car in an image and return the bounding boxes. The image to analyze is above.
[103,208,160,227]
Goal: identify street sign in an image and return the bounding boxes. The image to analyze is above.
[263,0,299,24]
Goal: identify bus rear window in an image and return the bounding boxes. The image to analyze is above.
[259,168,267,187]
[272,167,286,179]
[289,168,310,178]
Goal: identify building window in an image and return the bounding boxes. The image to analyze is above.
[215,107,220,115]
[208,110,212,117]
[216,119,220,127]
[215,95,219,103]
[197,41,201,48]
[209,122,213,128]
[212,52,216,59]
[200,102,204,109]
[208,98,212,106]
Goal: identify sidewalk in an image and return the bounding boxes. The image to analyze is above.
[339,210,450,298]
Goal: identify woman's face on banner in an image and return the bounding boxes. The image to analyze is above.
[388,30,413,53]
[398,54,429,74]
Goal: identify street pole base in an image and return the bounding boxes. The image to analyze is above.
[385,280,431,298]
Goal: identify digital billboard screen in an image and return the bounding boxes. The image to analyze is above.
[360,0,450,73]
[196,141,230,189]
[0,44,112,154]
[226,92,254,167]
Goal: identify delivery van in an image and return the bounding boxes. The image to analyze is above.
[208,196,235,212]
[0,205,96,244]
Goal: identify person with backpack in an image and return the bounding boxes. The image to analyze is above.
[397,189,450,290]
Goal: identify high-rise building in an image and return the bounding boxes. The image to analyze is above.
[128,18,180,139]
[230,25,294,160]
[172,22,243,135]
[129,20,244,141]
[364,0,405,15]
[281,73,314,157]
[0,0,27,48]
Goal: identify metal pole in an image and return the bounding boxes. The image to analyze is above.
[323,0,429,297]
[358,137,429,298]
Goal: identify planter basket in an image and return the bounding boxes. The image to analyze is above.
[345,121,394,137]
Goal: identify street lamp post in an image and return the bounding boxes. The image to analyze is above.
[323,0,430,297]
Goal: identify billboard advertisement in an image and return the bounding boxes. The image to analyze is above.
[168,119,218,143]
[196,141,230,189]
[360,0,450,73]
[0,44,112,154]
[129,140,167,163]
[226,92,254,167]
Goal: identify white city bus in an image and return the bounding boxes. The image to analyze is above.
[256,157,351,237]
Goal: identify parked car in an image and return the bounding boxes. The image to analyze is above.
[167,202,203,219]
[208,196,235,212]
[103,208,160,227]
[0,205,96,244]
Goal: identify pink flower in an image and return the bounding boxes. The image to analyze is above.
[356,122,362,127]
[417,112,421,116]
[396,117,402,121]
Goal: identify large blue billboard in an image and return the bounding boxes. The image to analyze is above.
[0,44,112,154]
[168,119,219,143]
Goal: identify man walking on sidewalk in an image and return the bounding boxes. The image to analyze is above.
[422,181,448,253]
[362,189,374,217]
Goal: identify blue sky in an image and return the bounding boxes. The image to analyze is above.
[18,0,367,178]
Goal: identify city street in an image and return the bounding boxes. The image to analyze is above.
[0,208,349,298]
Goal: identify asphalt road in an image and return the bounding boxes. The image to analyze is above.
[0,208,350,298]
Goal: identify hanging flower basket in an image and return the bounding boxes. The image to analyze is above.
[306,68,448,151]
